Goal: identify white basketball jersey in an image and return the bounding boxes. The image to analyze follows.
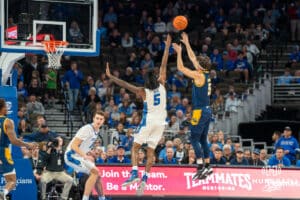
[66,124,98,154]
[144,84,167,120]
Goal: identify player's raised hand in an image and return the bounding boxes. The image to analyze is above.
[105,62,111,78]
[172,43,182,53]
[164,34,172,47]
[180,32,189,45]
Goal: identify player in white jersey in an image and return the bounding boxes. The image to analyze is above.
[106,34,171,195]
[64,111,107,200]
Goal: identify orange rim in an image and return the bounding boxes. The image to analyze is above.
[41,40,69,53]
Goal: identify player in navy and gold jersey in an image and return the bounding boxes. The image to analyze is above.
[0,98,36,199]
[173,32,213,180]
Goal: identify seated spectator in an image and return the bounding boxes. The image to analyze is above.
[226,43,238,61]
[27,78,43,99]
[167,84,181,101]
[277,67,293,85]
[155,137,166,159]
[137,148,146,165]
[134,31,146,48]
[121,32,134,48]
[161,147,177,164]
[108,105,120,128]
[143,16,154,32]
[289,45,300,65]
[29,146,44,183]
[118,99,133,117]
[110,123,126,145]
[242,45,254,68]
[230,148,249,165]
[148,36,163,60]
[181,148,196,165]
[26,94,45,122]
[275,126,299,164]
[105,145,116,162]
[268,147,291,167]
[233,51,251,83]
[210,48,223,71]
[211,148,226,165]
[109,28,121,48]
[68,20,84,43]
[222,51,235,71]
[259,149,269,166]
[104,98,115,114]
[222,144,234,165]
[210,70,222,88]
[122,67,135,83]
[225,92,241,112]
[209,133,223,149]
[103,6,118,24]
[108,145,131,164]
[17,119,32,137]
[17,81,28,101]
[97,79,110,103]
[154,16,166,33]
[204,21,217,35]
[211,89,224,116]
[24,122,61,143]
[81,76,96,101]
[140,53,154,69]
[249,149,265,166]
[158,140,174,162]
[165,115,180,133]
[170,71,188,89]
[121,127,134,155]
[232,38,242,52]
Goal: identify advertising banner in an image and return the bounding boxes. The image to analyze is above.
[97,165,300,199]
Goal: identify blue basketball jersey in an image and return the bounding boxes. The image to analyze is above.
[191,71,211,109]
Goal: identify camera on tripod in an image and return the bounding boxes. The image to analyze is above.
[47,138,59,149]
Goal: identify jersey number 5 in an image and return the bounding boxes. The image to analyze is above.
[154,93,160,106]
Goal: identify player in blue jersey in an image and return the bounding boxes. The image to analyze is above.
[173,32,213,180]
[0,98,36,199]
[106,34,171,195]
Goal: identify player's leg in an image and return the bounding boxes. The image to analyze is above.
[95,173,106,200]
[82,167,98,200]
[122,125,149,187]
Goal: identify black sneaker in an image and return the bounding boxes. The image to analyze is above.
[192,167,205,180]
[198,166,213,180]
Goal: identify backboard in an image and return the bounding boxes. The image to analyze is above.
[0,0,100,56]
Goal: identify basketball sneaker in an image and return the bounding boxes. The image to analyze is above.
[122,170,140,187]
[136,175,148,196]
[192,166,213,180]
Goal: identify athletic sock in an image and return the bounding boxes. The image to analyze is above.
[82,195,89,200]
[196,158,203,170]
[3,189,8,197]
[205,163,210,168]
[132,166,138,171]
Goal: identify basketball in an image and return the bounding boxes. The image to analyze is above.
[173,15,188,31]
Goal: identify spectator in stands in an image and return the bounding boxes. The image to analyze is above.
[204,21,217,36]
[118,99,133,117]
[27,78,43,99]
[174,141,185,164]
[155,137,166,161]
[210,48,223,71]
[289,45,300,65]
[109,28,121,48]
[222,51,235,71]
[108,105,120,128]
[158,140,174,162]
[167,84,181,101]
[161,147,177,164]
[154,16,166,33]
[259,149,269,165]
[173,126,188,144]
[272,130,282,151]
[44,68,57,108]
[83,87,101,122]
[97,79,110,103]
[209,133,223,149]
[104,98,115,114]
[144,16,155,32]
[23,55,43,87]
[277,67,293,85]
[230,148,249,165]
[108,145,131,164]
[294,70,300,83]
[225,92,241,112]
[210,70,222,88]
[24,122,62,143]
[222,144,234,165]
[121,32,134,48]
[81,76,96,101]
[62,61,83,112]
[181,148,196,165]
[226,43,238,61]
[165,115,180,133]
[29,146,44,184]
[17,119,31,137]
[105,145,116,162]
[249,149,265,166]
[40,139,73,200]
[275,126,299,164]
[233,51,251,83]
[68,21,84,43]
[103,6,118,25]
[171,71,188,89]
[121,127,134,156]
[17,81,28,101]
[134,31,146,49]
[242,45,254,69]
[26,94,45,122]
[268,147,291,167]
[232,39,242,52]
[288,2,300,41]
[137,148,146,165]
[211,148,226,165]
[148,36,163,60]
[140,52,154,69]
[211,89,224,116]
[122,67,135,83]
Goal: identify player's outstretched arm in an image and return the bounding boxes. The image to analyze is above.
[5,119,36,149]
[106,62,144,95]
[173,43,197,79]
[180,32,204,70]
[158,34,171,85]
[71,137,89,159]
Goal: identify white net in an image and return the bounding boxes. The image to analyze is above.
[42,41,68,69]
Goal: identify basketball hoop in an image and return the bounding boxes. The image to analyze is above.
[42,40,69,69]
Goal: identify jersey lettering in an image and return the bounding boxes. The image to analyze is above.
[154,93,160,106]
